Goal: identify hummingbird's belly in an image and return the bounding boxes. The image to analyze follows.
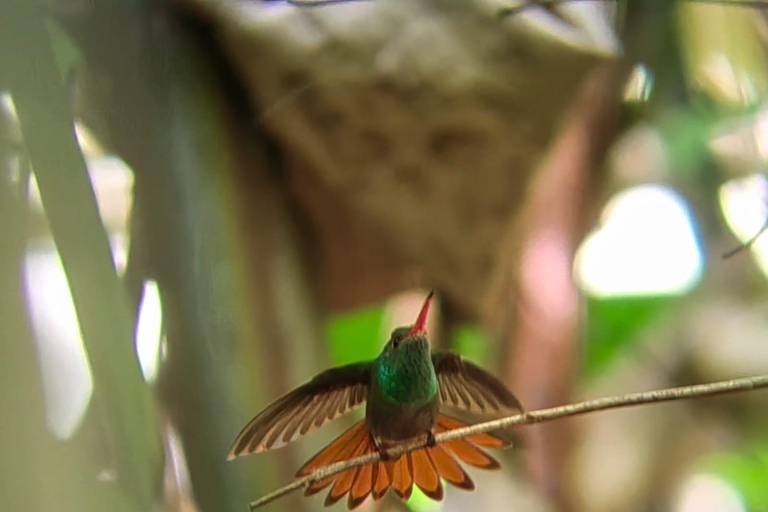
[365,395,439,443]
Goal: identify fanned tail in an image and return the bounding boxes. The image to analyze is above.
[296,415,511,509]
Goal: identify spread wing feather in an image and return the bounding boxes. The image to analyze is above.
[228,362,370,459]
[432,351,523,414]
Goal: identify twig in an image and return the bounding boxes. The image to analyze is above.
[722,218,768,259]
[248,374,768,510]
[497,0,768,18]
[284,0,768,14]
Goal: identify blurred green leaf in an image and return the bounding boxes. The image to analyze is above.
[657,108,720,179]
[451,325,490,365]
[655,101,761,184]
[45,19,82,80]
[0,73,139,512]
[706,443,768,511]
[406,486,440,512]
[584,296,677,378]
[1,8,161,510]
[326,306,386,365]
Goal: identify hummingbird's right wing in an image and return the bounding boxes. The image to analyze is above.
[432,351,523,414]
[228,362,370,459]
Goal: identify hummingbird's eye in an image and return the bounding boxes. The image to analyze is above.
[392,337,401,349]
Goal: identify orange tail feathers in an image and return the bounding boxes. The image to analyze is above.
[296,415,509,509]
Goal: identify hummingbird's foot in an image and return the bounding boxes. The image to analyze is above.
[425,431,437,448]
[375,440,392,461]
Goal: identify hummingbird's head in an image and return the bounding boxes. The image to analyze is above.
[376,292,437,404]
[383,291,434,355]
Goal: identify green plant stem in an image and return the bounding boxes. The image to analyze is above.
[0,7,160,511]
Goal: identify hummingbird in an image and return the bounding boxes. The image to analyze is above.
[228,292,523,509]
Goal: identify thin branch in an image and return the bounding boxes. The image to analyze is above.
[498,0,768,18]
[722,217,768,259]
[282,0,768,13]
[248,374,768,510]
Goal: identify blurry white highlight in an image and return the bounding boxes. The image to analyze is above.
[135,280,164,383]
[709,107,768,177]
[575,184,704,297]
[701,53,758,107]
[24,247,94,440]
[27,156,134,237]
[674,474,745,512]
[623,62,654,104]
[21,152,135,437]
[719,174,768,240]
[719,173,768,277]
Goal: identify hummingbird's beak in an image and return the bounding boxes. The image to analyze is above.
[408,291,434,336]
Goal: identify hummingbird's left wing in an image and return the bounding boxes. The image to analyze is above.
[432,351,523,414]
[228,362,370,459]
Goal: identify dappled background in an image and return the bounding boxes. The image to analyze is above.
[2,1,768,512]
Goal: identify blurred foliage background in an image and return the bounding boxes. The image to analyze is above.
[2,1,768,512]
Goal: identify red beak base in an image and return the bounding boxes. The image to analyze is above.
[408,291,434,336]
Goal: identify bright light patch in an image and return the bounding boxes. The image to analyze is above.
[698,52,758,108]
[719,174,768,277]
[623,63,654,104]
[135,280,164,382]
[719,174,768,240]
[27,156,134,236]
[75,122,105,157]
[24,247,94,439]
[574,184,703,298]
[1,91,17,119]
[674,474,745,512]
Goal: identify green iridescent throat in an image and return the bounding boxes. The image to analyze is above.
[376,339,437,405]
